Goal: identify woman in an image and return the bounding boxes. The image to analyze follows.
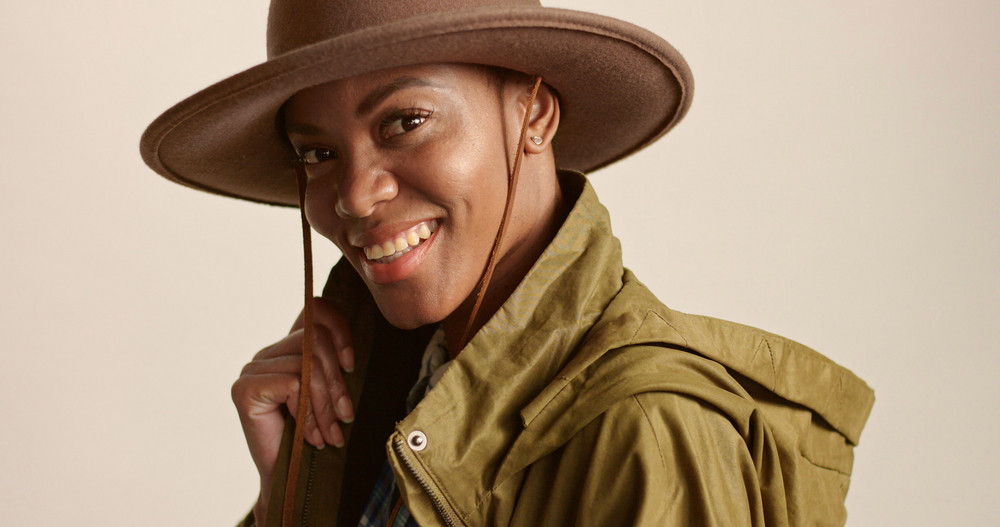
[141,1,874,526]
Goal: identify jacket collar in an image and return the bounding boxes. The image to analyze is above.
[385,170,628,524]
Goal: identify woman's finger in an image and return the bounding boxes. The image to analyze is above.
[242,351,346,447]
[284,380,327,449]
[272,297,355,372]
[311,298,355,372]
[311,327,354,424]
[251,327,354,422]
[240,354,304,376]
[305,329,346,446]
[232,372,299,475]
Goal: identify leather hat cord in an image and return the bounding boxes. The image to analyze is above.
[283,162,315,527]
[458,76,543,349]
[280,76,542,525]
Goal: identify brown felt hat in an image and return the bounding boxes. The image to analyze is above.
[139,0,693,207]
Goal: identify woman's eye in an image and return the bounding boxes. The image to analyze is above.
[381,109,432,140]
[299,148,335,165]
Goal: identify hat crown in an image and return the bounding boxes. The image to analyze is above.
[267,0,541,58]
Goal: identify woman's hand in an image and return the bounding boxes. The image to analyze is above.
[231,297,355,523]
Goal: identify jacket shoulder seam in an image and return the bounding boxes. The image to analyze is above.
[644,309,690,348]
[749,337,778,390]
[630,394,667,472]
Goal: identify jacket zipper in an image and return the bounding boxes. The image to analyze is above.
[392,435,461,527]
[299,448,318,527]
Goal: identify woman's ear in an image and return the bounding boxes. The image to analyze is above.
[524,82,560,154]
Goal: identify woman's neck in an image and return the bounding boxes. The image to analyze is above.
[442,167,571,359]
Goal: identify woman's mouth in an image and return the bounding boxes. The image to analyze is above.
[361,219,439,263]
[357,219,440,285]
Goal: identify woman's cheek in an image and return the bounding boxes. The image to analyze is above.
[304,189,343,246]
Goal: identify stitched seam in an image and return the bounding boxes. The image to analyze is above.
[463,488,495,523]
[626,311,648,342]
[750,338,763,364]
[761,337,777,390]
[480,381,584,515]
[800,453,851,478]
[632,395,667,471]
[646,310,690,348]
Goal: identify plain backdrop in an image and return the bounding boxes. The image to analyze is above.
[2,0,997,525]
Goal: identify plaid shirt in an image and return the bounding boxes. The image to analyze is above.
[358,327,451,527]
[357,463,416,527]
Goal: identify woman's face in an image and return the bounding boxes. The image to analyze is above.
[283,63,534,329]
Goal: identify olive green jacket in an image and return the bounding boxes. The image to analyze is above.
[249,173,874,527]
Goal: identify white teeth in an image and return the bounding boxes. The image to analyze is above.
[381,241,396,257]
[363,220,438,263]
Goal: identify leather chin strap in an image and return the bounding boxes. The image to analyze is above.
[282,76,543,527]
[458,75,543,349]
[285,162,315,527]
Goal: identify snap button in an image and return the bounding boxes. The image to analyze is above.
[407,430,427,452]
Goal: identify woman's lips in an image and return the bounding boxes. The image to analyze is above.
[356,219,440,285]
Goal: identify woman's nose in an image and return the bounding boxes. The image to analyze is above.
[335,159,398,218]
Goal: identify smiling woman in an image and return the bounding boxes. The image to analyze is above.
[140,1,874,526]
[284,64,565,339]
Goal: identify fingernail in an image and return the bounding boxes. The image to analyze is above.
[329,424,344,447]
[316,442,325,450]
[336,395,354,423]
[342,347,355,372]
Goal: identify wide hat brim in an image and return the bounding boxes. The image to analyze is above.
[140,6,693,207]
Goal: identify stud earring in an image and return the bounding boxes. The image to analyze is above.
[531,136,543,145]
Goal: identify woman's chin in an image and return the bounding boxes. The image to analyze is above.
[375,299,446,330]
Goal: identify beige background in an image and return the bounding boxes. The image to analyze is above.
[2,0,997,525]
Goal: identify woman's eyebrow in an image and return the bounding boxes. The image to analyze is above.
[285,121,327,138]
[356,76,441,117]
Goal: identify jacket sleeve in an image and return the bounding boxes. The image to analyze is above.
[520,391,787,527]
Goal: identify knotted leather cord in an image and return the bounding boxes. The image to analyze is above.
[281,76,542,525]
[283,162,315,527]
[457,76,543,350]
